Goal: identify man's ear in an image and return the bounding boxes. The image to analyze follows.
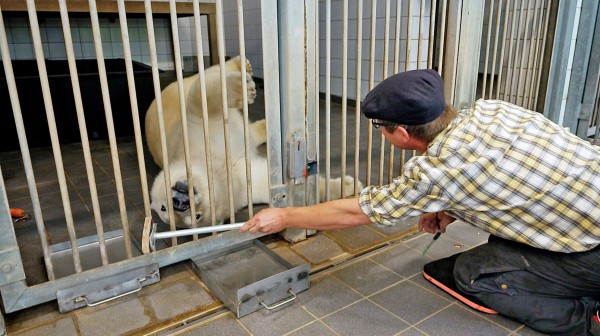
[392,126,410,144]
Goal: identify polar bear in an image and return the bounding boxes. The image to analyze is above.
[146,56,363,228]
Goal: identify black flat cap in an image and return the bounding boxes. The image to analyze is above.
[361,69,445,125]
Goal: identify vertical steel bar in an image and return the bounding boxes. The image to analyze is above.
[259,0,284,205]
[341,0,348,197]
[117,0,151,219]
[406,0,416,164]
[417,0,424,69]
[379,0,390,185]
[214,0,236,220]
[526,0,544,109]
[314,0,321,200]
[143,0,178,238]
[406,0,413,72]
[515,0,532,106]
[522,0,540,108]
[428,0,437,69]
[503,0,519,101]
[509,1,526,103]
[481,0,493,98]
[0,4,55,280]
[488,0,503,99]
[236,0,254,216]
[437,0,447,74]
[168,0,198,237]
[496,0,513,99]
[533,0,552,112]
[88,0,133,257]
[59,0,108,266]
[26,0,84,271]
[389,0,403,182]
[192,0,217,231]
[325,0,331,200]
[354,0,363,195]
[366,0,377,186]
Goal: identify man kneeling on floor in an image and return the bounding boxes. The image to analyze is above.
[240,69,600,336]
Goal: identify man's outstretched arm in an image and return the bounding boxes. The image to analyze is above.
[240,197,371,234]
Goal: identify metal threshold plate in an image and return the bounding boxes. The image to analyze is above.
[191,239,310,318]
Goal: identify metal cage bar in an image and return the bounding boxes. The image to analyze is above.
[116,0,151,219]
[168,0,196,240]
[378,0,390,186]
[481,0,494,98]
[325,0,331,200]
[143,0,178,238]
[0,3,56,280]
[340,0,348,198]
[353,0,363,195]
[365,0,376,187]
[502,0,519,101]
[88,0,133,257]
[236,0,254,218]
[192,0,217,233]
[496,0,513,99]
[515,0,532,107]
[27,0,85,270]
[59,0,109,266]
[214,0,235,222]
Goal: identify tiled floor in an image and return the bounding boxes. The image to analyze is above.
[163,222,548,336]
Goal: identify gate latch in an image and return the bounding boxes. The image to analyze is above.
[288,132,306,184]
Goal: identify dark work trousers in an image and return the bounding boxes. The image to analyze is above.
[453,235,600,336]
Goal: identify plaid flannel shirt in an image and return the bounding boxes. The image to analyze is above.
[359,99,600,252]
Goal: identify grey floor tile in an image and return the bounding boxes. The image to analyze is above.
[75,297,151,336]
[271,245,310,267]
[472,310,525,332]
[370,281,453,324]
[5,302,64,334]
[370,242,431,278]
[512,325,550,336]
[408,275,458,304]
[331,259,403,296]
[323,226,386,251]
[143,278,215,321]
[12,317,78,336]
[297,275,362,318]
[173,313,250,336]
[238,303,315,336]
[322,300,408,336]
[416,305,511,336]
[397,327,427,336]
[404,234,468,260]
[290,233,346,265]
[285,321,339,336]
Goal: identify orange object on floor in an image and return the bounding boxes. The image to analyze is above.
[10,208,26,218]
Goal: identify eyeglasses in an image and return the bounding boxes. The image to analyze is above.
[371,119,398,129]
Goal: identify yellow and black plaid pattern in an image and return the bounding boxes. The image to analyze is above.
[360,99,600,252]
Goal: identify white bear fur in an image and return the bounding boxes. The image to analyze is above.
[146,56,363,228]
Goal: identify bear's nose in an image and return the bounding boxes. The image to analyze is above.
[172,196,190,212]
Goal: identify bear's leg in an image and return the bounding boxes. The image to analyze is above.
[319,175,364,201]
[250,119,267,147]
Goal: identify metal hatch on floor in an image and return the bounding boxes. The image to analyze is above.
[191,239,310,318]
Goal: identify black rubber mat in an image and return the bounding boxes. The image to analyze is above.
[423,253,498,314]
